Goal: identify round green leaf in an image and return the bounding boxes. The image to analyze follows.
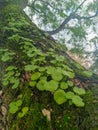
[9,102,16,108]
[18,107,29,118]
[66,92,75,99]
[63,71,75,78]
[31,72,41,80]
[54,89,67,104]
[55,55,65,62]
[46,66,55,74]
[12,79,20,89]
[36,80,47,91]
[62,65,73,71]
[52,73,63,81]
[1,54,11,62]
[72,95,85,107]
[67,81,73,87]
[44,80,58,92]
[25,64,38,71]
[38,67,46,72]
[40,76,47,80]
[22,107,29,113]
[6,66,17,71]
[9,106,18,114]
[16,100,22,107]
[2,80,9,86]
[9,100,22,114]
[24,65,33,71]
[29,81,36,87]
[73,87,86,95]
[82,71,92,77]
[60,82,68,89]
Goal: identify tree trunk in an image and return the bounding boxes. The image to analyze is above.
[0,2,98,130]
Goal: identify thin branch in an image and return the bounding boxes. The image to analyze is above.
[45,0,88,35]
[29,0,98,35]
[46,13,74,35]
[31,0,38,6]
[28,0,41,13]
[74,0,87,13]
[75,10,98,20]
[40,0,62,13]
[46,4,98,35]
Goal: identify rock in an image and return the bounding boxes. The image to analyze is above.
[42,108,52,121]
[1,127,5,130]
[1,105,7,117]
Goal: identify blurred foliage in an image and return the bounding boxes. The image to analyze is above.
[25,0,98,72]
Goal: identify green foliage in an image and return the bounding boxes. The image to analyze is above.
[9,100,22,114]
[21,42,86,106]
[24,64,38,71]
[67,80,73,87]
[1,36,86,107]
[51,72,63,81]
[31,72,41,80]
[44,80,58,92]
[9,99,29,118]
[73,87,86,95]
[37,80,47,91]
[60,82,68,89]
[72,95,85,107]
[82,70,93,77]
[0,48,15,62]
[18,107,29,118]
[0,4,97,130]
[28,0,98,63]
[65,91,75,99]
[2,65,20,89]
[29,81,36,87]
[54,89,67,104]
[0,6,93,127]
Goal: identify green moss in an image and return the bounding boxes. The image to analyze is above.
[8,87,93,130]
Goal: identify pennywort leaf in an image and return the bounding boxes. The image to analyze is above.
[44,80,59,92]
[31,72,41,80]
[60,82,68,89]
[82,71,93,77]
[18,107,29,118]
[37,80,47,91]
[54,89,67,104]
[72,95,85,107]
[73,87,86,95]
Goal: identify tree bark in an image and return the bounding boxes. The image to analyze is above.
[0,2,98,130]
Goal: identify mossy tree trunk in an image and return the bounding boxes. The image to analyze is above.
[0,2,98,130]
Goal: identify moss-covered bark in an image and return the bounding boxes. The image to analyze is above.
[0,2,98,130]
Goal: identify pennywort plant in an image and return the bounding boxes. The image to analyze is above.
[0,14,88,120]
[22,44,86,107]
[9,98,29,118]
[2,65,20,89]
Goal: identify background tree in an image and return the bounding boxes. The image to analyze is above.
[25,0,98,72]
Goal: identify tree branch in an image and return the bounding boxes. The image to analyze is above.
[46,0,98,35]
[74,0,87,13]
[74,10,98,20]
[47,10,98,35]
[46,13,74,35]
[29,0,98,35]
[28,0,41,13]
